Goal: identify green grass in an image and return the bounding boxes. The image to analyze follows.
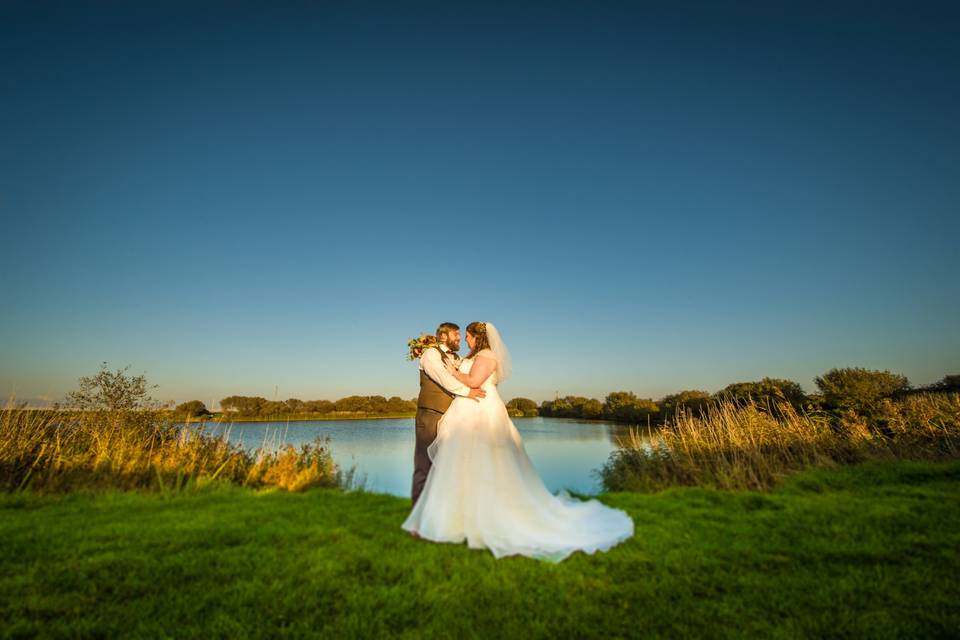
[2,460,959,639]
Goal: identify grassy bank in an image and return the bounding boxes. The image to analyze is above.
[602,392,960,492]
[0,406,540,494]
[2,459,958,638]
[0,408,345,493]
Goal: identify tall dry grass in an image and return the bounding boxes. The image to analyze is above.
[601,392,960,492]
[0,399,348,494]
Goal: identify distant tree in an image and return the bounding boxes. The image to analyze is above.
[216,394,419,417]
[545,396,591,418]
[506,398,539,417]
[603,392,636,419]
[715,378,807,411]
[220,396,240,413]
[368,395,389,413]
[659,390,713,421]
[220,396,267,416]
[386,396,417,413]
[549,397,574,417]
[334,396,374,413]
[566,396,592,416]
[580,398,604,419]
[305,399,335,414]
[814,367,910,414]
[927,374,960,393]
[175,400,210,417]
[64,362,161,411]
[258,400,286,417]
[603,391,658,424]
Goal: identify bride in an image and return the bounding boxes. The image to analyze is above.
[401,321,634,562]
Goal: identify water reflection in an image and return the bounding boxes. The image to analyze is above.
[192,417,642,497]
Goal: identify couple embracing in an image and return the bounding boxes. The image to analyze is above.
[401,321,634,563]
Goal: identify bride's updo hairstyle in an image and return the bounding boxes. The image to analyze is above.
[465,321,491,359]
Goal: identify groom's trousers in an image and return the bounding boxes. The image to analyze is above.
[412,407,443,505]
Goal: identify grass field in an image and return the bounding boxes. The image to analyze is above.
[2,459,958,638]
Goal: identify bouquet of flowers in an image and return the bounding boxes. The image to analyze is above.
[407,333,437,361]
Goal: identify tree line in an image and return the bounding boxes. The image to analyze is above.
[174,369,959,424]
[511,369,960,424]
[176,395,418,419]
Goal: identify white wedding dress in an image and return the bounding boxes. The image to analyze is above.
[401,337,634,562]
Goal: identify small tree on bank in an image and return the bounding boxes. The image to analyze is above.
[814,367,910,414]
[603,391,658,424]
[175,400,210,417]
[659,390,713,421]
[506,398,539,417]
[715,378,807,411]
[62,362,163,411]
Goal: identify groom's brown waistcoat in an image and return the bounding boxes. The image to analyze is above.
[417,347,456,413]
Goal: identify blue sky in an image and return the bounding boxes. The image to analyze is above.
[2,1,958,408]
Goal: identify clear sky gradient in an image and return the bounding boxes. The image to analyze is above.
[2,1,958,408]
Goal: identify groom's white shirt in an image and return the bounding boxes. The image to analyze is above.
[420,344,471,397]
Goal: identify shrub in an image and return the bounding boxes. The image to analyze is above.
[715,378,807,411]
[814,367,910,414]
[547,397,574,417]
[600,393,960,493]
[506,398,539,417]
[1,366,343,493]
[658,390,712,421]
[175,400,210,418]
[580,399,604,419]
[603,391,658,424]
[247,438,339,492]
[927,374,960,393]
[63,362,162,411]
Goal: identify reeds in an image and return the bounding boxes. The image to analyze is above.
[601,392,960,492]
[0,398,345,494]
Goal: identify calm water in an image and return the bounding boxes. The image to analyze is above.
[195,417,633,497]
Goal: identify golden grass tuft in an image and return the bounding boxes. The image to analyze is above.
[602,392,960,492]
[0,398,342,494]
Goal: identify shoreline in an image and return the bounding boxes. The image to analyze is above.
[183,412,556,424]
[191,413,417,423]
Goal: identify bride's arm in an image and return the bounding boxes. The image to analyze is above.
[448,353,497,388]
[421,348,472,396]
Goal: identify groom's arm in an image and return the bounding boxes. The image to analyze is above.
[420,349,472,397]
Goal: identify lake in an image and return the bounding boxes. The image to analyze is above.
[195,417,634,497]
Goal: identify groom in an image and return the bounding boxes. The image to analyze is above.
[411,321,485,506]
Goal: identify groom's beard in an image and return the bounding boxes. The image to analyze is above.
[444,337,460,352]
